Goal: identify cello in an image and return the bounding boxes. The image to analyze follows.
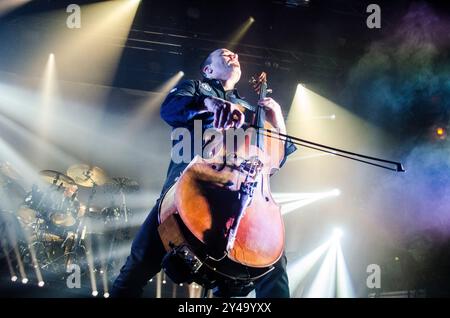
[157,72,286,296]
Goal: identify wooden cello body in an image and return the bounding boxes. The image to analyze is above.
[158,73,285,293]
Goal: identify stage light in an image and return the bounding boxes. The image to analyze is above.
[332,228,343,240]
[290,84,309,115]
[149,278,153,282]
[21,230,45,290]
[179,283,183,286]
[162,279,167,284]
[9,242,28,288]
[84,237,98,298]
[100,266,109,300]
[2,243,18,283]
[331,189,341,196]
[435,127,447,140]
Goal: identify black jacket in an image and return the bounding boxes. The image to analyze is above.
[159,78,297,194]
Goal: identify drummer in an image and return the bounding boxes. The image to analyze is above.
[60,184,82,216]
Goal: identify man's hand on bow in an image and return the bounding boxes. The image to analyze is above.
[204,96,245,129]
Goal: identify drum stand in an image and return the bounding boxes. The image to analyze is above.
[105,189,129,277]
[65,180,97,270]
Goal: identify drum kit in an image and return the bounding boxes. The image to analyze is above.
[0,161,139,285]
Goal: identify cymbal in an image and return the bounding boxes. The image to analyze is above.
[107,177,140,192]
[39,170,76,188]
[67,164,109,187]
[0,162,22,181]
[50,212,76,227]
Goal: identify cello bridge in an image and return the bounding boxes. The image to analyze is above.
[239,157,263,178]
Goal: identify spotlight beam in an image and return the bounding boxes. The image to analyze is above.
[0,80,158,167]
[125,71,185,136]
[1,241,16,280]
[306,242,338,298]
[0,132,41,186]
[38,53,59,147]
[226,17,255,50]
[287,240,331,297]
[84,235,98,297]
[20,226,44,287]
[0,114,79,172]
[56,0,141,89]
[336,243,355,298]
[273,190,340,215]
[0,0,30,17]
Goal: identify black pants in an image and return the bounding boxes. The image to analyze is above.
[110,199,290,298]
